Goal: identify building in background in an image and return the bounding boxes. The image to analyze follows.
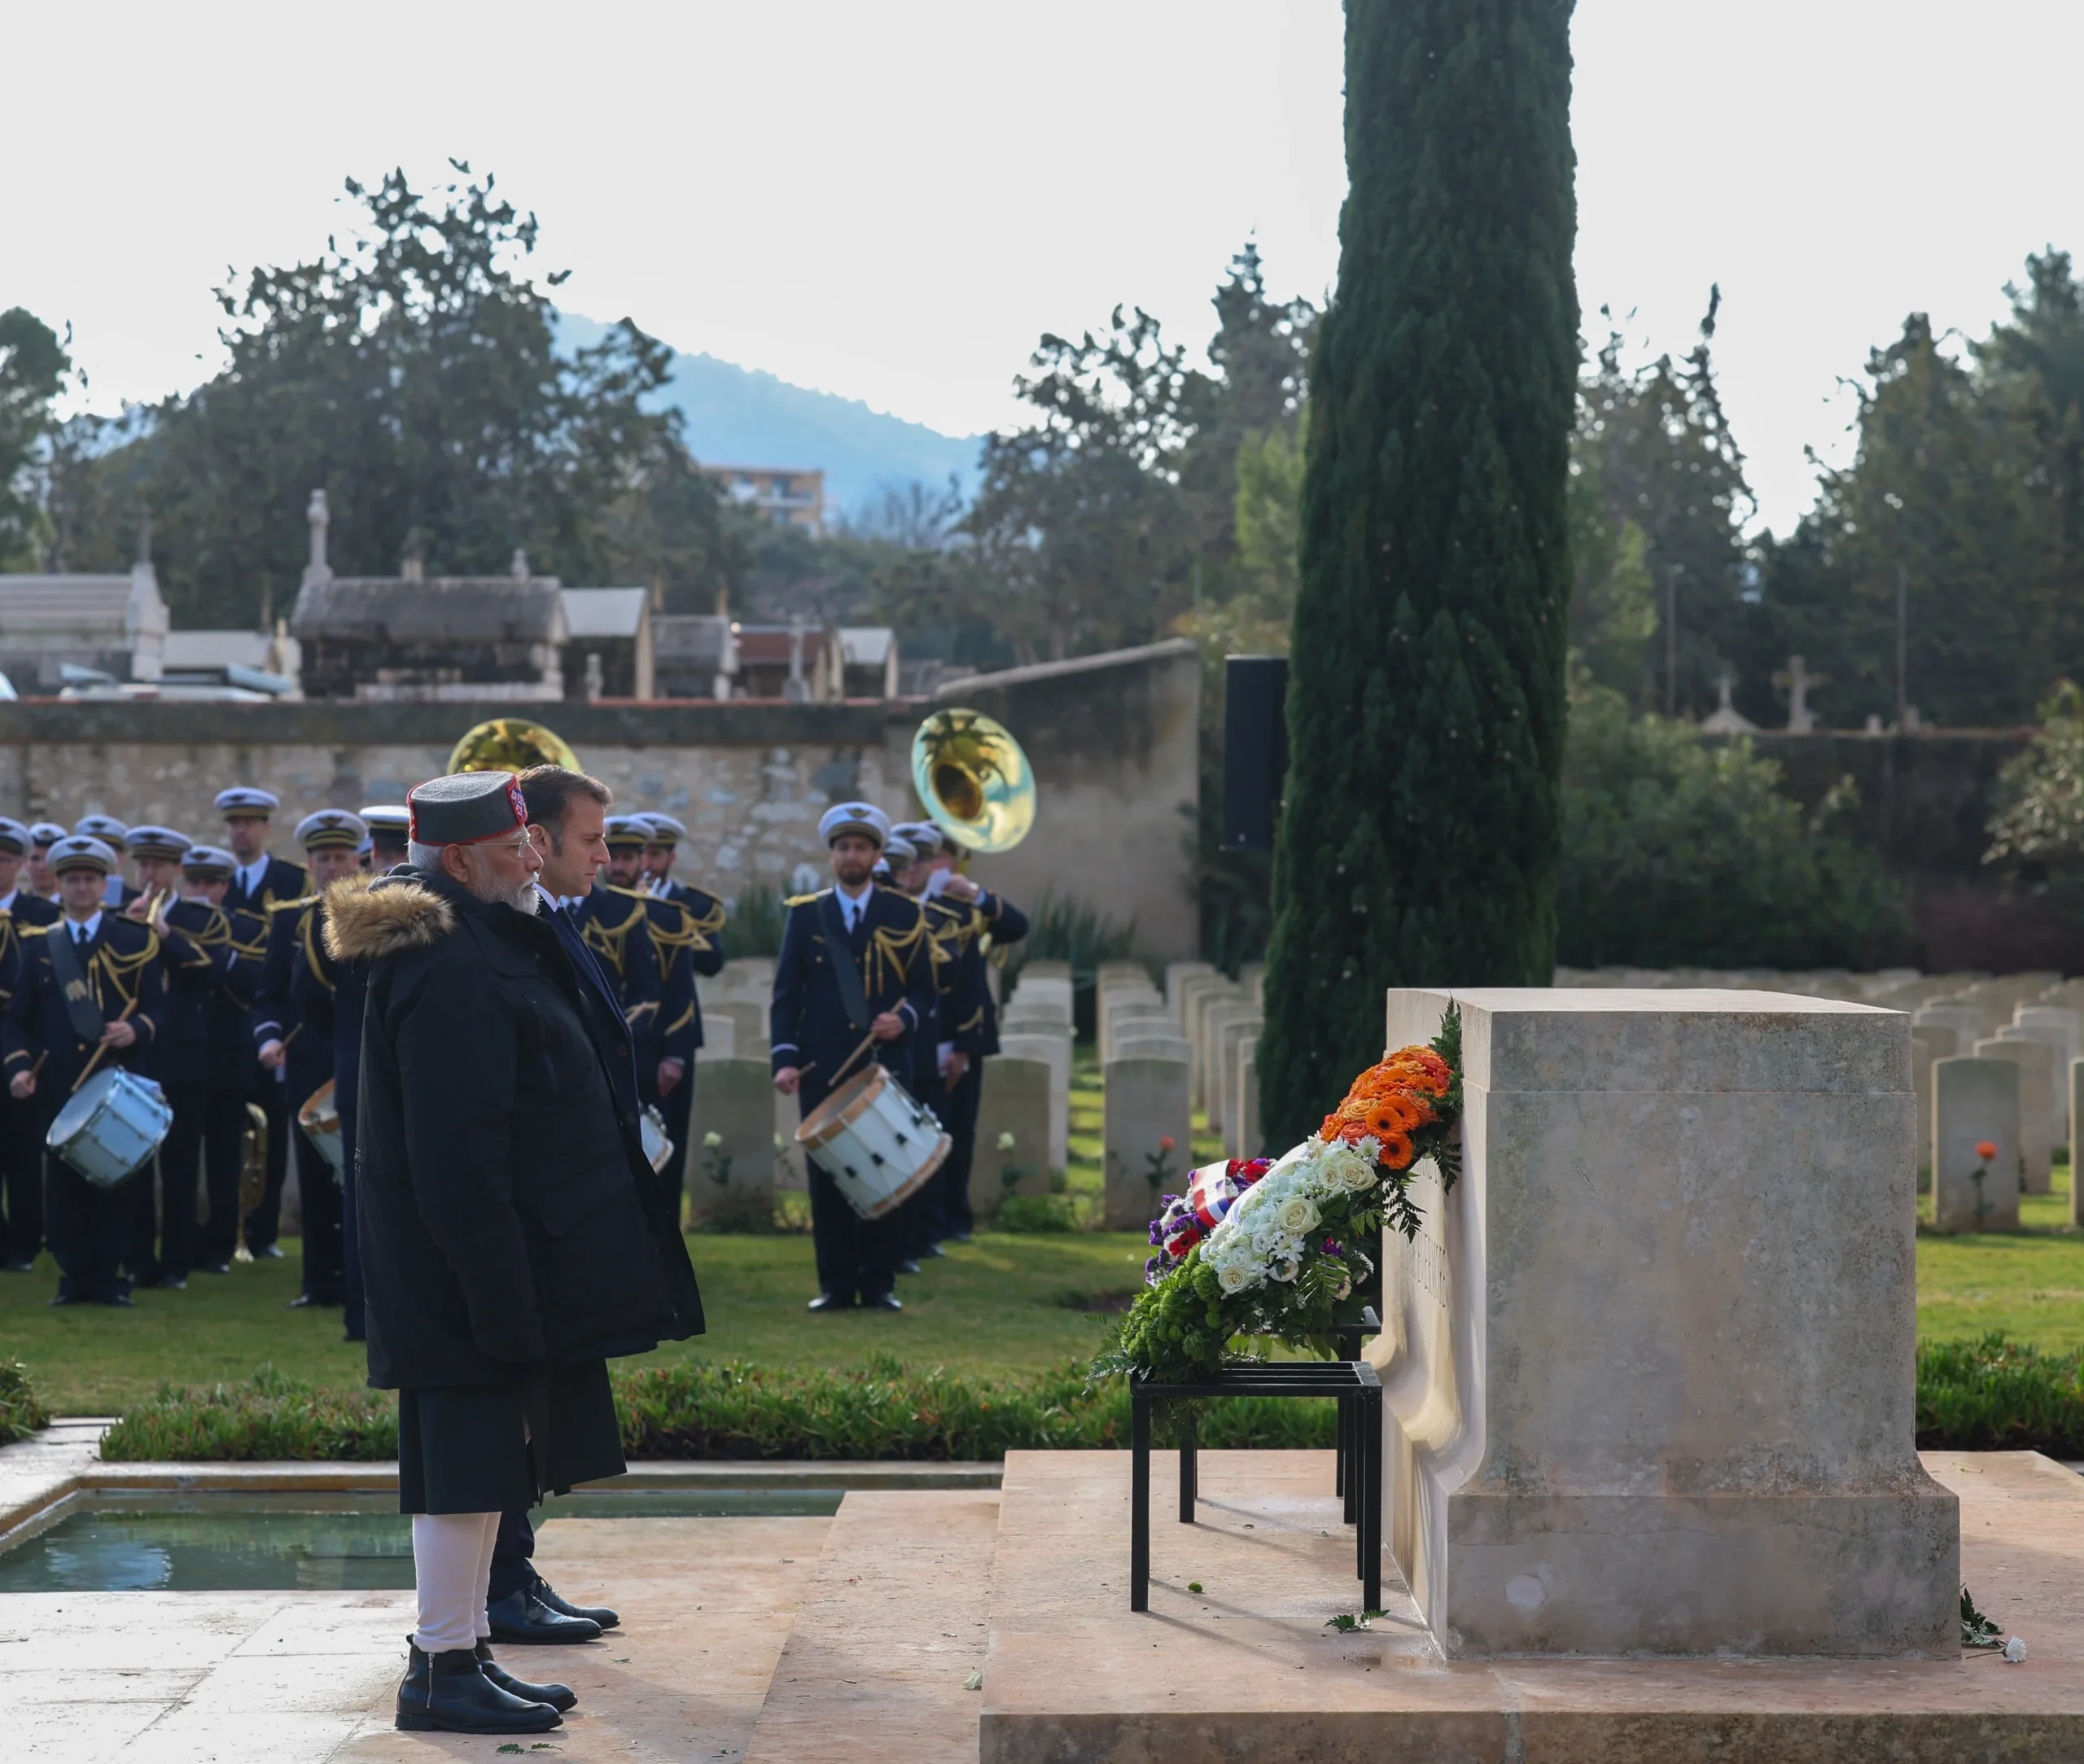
[0,558,167,692]
[700,463,825,536]
[652,615,738,700]
[559,587,653,699]
[289,491,567,701]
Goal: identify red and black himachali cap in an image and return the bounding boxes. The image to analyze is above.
[407,772,528,846]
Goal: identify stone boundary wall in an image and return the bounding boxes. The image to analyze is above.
[0,641,1200,960]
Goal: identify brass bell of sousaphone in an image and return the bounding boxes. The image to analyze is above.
[448,717,581,776]
[911,707,1035,854]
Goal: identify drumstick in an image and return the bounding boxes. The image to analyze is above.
[827,1027,882,1089]
[72,1000,139,1094]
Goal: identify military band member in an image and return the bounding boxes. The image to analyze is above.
[604,818,700,1208]
[168,844,269,1278]
[25,823,65,900]
[218,786,309,1259]
[770,803,935,1311]
[253,810,363,1307]
[569,824,665,1085]
[895,821,1029,1247]
[124,831,261,1287]
[3,835,167,1307]
[633,812,727,1174]
[74,816,139,909]
[0,820,58,1271]
[365,804,411,873]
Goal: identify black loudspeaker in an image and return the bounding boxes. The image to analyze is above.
[1221,654,1289,851]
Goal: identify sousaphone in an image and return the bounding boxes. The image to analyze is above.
[911,707,1035,854]
[448,717,581,776]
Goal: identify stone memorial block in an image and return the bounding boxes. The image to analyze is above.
[1972,1036,2052,1193]
[1908,1022,1955,1175]
[970,1056,1054,1220]
[1915,1003,1985,1053]
[1198,1001,1257,1118]
[2000,1022,2072,1138]
[1105,1000,1170,1059]
[707,999,768,1057]
[2014,1003,2080,1058]
[1172,972,1231,1043]
[1932,1055,2021,1232]
[1373,987,1957,1659]
[1239,960,1267,1007]
[1019,958,1072,984]
[1164,960,1215,1013]
[1102,1053,1191,1230]
[997,1031,1071,1172]
[694,1016,738,1060]
[685,1057,776,1228]
[1114,1032,1191,1065]
[1099,989,1163,1064]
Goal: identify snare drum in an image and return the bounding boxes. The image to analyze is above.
[795,1063,950,1219]
[46,1067,173,1188]
[297,1079,344,1176]
[640,1105,675,1176]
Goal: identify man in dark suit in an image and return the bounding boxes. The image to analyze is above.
[2,835,167,1307]
[218,785,308,1261]
[0,818,59,1271]
[253,810,363,1308]
[771,802,936,1312]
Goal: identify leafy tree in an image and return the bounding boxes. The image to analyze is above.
[1559,669,1908,967]
[1985,679,2084,900]
[1572,295,1760,715]
[0,308,71,569]
[43,164,732,627]
[1259,0,1578,1147]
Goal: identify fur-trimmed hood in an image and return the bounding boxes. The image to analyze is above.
[322,870,454,962]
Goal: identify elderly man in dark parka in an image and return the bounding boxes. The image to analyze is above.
[330,770,703,1736]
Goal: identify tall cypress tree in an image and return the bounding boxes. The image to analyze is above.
[1259,0,1578,1147]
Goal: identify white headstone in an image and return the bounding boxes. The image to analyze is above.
[1101,1053,1190,1231]
[1908,1022,1955,1177]
[1933,1054,2022,1231]
[1973,1036,2053,1193]
[685,1057,775,1227]
[996,1031,1071,1173]
[970,1056,1053,1221]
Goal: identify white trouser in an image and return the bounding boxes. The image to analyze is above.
[411,1511,500,1653]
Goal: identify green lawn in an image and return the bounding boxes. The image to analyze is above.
[7,1057,2075,1415]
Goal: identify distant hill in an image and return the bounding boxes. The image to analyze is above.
[557,312,982,521]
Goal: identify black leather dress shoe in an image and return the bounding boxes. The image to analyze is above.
[475,1640,576,1711]
[536,1578,619,1630]
[158,1276,188,1291]
[895,1258,922,1276]
[862,1292,903,1311]
[923,1243,948,1258]
[396,1639,560,1734]
[101,1293,137,1307]
[255,1243,285,1259]
[486,1587,602,1645]
[806,1292,856,1313]
[196,1263,230,1276]
[945,1232,974,1245]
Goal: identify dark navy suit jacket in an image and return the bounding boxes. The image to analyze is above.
[548,895,642,1126]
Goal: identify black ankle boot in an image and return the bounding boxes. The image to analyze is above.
[395,1639,563,1734]
[475,1639,578,1712]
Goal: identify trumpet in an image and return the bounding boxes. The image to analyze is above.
[125,884,176,930]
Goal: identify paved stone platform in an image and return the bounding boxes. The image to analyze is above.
[981,1447,2084,1763]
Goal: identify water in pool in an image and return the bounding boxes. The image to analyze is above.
[0,1488,843,1594]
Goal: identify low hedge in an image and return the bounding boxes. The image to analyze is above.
[1916,1333,2084,1458]
[92,1335,2084,1464]
[99,1357,1338,1463]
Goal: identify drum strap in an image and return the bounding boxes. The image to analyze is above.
[818,892,874,1035]
[45,926,108,1045]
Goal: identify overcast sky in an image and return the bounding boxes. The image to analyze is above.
[5,1,2080,535]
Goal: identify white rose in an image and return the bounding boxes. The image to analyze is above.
[1217,1262,1256,1293]
[1271,1258,1300,1284]
[1340,1159,1377,1192]
[996,1131,1017,1152]
[1276,1197,1320,1234]
[703,1131,724,1150]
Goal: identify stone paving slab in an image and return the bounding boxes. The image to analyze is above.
[744,1489,997,1764]
[1,1514,830,1762]
[981,1448,2084,1764]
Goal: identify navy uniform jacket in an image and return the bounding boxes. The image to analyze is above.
[547,899,643,1124]
[769,885,935,1100]
[0,895,61,1025]
[653,880,725,1050]
[253,897,334,1117]
[926,886,1029,1057]
[638,895,699,1080]
[2,916,168,1098]
[224,855,309,916]
[298,896,363,1135]
[154,900,265,1091]
[571,884,663,1047]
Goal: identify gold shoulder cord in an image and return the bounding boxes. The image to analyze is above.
[865,906,929,996]
[582,904,644,979]
[93,930,161,1013]
[300,904,336,994]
